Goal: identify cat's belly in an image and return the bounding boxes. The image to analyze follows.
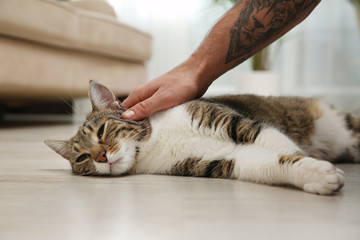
[133,105,237,174]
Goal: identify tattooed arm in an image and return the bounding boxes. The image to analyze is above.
[122,0,321,120]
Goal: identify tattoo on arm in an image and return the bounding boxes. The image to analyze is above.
[225,0,320,65]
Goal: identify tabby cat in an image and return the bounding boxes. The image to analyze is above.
[45,81,360,195]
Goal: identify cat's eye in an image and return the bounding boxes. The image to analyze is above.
[76,154,91,163]
[97,123,105,140]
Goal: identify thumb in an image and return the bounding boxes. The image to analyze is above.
[121,99,156,121]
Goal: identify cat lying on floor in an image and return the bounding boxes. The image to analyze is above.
[45,81,360,195]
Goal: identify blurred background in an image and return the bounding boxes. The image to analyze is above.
[0,0,359,123]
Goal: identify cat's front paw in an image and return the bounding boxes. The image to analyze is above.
[296,158,345,195]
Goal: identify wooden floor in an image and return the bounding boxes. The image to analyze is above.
[1,123,360,240]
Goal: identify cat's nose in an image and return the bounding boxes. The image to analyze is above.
[95,150,108,163]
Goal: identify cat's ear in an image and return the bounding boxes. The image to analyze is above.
[89,80,121,111]
[45,140,71,161]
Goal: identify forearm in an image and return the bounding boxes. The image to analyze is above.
[188,0,321,85]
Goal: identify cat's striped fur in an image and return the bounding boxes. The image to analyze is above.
[46,81,360,195]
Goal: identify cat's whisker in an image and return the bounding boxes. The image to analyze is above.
[57,94,86,120]
[122,127,139,142]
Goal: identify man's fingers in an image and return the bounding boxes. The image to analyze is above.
[122,83,158,109]
[121,109,135,119]
[121,89,146,109]
[122,98,158,121]
[121,94,140,109]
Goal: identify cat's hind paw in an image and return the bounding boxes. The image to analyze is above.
[299,159,345,195]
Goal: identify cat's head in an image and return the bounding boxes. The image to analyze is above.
[45,80,150,176]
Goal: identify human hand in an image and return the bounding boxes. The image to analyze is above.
[121,62,211,120]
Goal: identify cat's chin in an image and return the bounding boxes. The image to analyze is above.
[109,161,131,176]
[92,160,133,176]
[94,146,136,176]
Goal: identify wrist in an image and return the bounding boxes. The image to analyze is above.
[182,51,216,89]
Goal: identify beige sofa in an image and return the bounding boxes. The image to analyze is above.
[0,0,151,101]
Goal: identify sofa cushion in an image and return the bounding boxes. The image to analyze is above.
[0,36,147,100]
[0,0,151,62]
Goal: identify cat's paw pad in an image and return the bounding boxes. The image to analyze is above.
[299,159,344,195]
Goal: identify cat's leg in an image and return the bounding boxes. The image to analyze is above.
[223,121,346,194]
[228,121,345,194]
[168,144,344,195]
[230,145,344,195]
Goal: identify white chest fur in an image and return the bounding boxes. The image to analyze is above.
[133,104,237,174]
